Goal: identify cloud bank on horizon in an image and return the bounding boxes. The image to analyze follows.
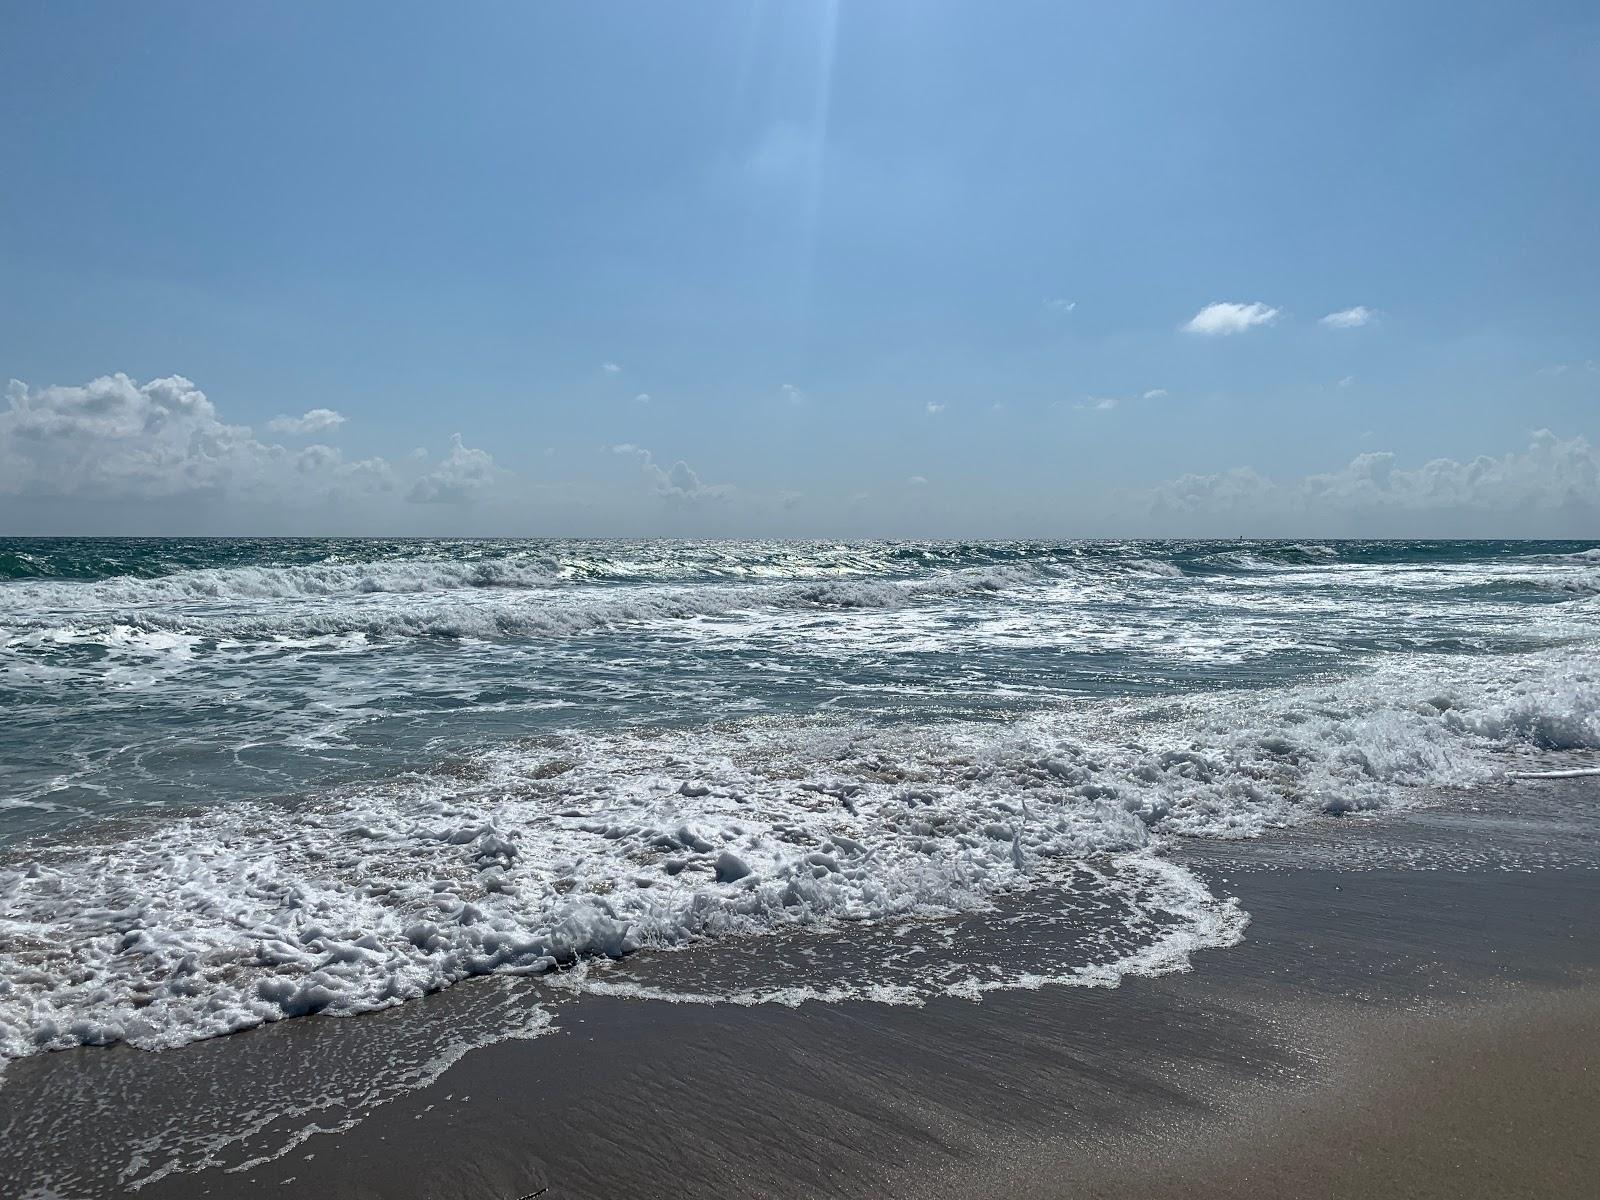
[3,372,1595,539]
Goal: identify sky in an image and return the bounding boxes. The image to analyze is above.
[1,1,1597,537]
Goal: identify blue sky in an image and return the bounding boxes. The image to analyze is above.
[2,2,1597,535]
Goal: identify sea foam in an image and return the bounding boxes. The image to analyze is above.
[0,563,1047,646]
[2,644,1594,1065]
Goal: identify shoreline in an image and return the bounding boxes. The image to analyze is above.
[2,777,1597,1199]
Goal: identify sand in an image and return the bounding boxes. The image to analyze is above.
[2,776,1596,1199]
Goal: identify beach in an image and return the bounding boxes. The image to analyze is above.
[7,4,1600,1193]
[4,538,1599,1198]
[4,770,1595,1199]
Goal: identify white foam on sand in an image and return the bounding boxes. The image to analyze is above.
[3,644,1597,1067]
[550,852,1248,1008]
[1,978,554,1197]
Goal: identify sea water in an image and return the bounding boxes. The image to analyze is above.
[2,537,1598,1065]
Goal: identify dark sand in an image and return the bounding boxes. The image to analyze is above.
[1024,986,1599,1200]
[3,775,1596,1199]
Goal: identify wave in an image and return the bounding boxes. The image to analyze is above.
[1519,547,1600,564]
[2,564,1049,645]
[1126,558,1186,578]
[2,644,1594,1064]
[1524,573,1600,596]
[8,539,1600,600]
[0,538,1051,588]
[0,558,569,606]
[1188,544,1343,572]
[1511,547,1600,592]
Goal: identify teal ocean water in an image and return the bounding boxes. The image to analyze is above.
[2,537,1598,1065]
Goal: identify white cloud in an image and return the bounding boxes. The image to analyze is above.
[1183,301,1280,336]
[267,408,347,436]
[1320,305,1376,329]
[601,362,622,374]
[406,433,499,504]
[1045,298,1076,315]
[0,374,502,513]
[634,393,652,405]
[609,444,732,507]
[2,373,280,499]
[1148,465,1277,515]
[779,383,805,405]
[1338,375,1357,389]
[1146,431,1600,533]
[293,443,341,474]
[1142,388,1169,400]
[907,475,928,486]
[925,402,946,414]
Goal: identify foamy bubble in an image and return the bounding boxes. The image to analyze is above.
[2,644,1595,1065]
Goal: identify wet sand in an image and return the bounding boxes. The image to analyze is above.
[3,776,1597,1199]
[1018,985,1600,1200]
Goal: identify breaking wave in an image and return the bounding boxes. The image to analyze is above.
[3,644,1594,1064]
[0,558,568,605]
[2,564,1047,644]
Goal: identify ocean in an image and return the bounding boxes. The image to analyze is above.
[2,537,1598,1074]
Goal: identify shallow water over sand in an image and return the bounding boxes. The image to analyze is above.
[1,538,1597,1109]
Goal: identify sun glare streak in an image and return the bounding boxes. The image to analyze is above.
[798,0,842,293]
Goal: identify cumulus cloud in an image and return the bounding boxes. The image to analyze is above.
[1146,431,1600,534]
[0,374,494,514]
[925,402,946,414]
[609,444,732,507]
[293,443,341,474]
[3,373,281,499]
[1320,305,1376,328]
[1183,301,1279,336]
[601,362,622,374]
[907,475,928,486]
[267,408,347,435]
[634,393,652,405]
[1045,298,1076,315]
[779,383,805,405]
[1145,465,1278,517]
[406,433,500,504]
